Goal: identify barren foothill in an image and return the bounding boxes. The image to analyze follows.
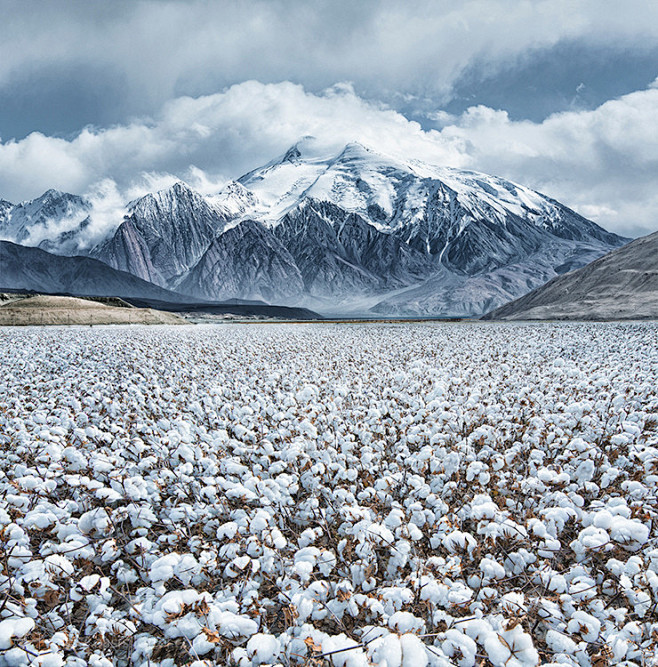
[0,294,185,326]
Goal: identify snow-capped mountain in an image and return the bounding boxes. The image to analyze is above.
[1,142,629,315]
[0,189,92,255]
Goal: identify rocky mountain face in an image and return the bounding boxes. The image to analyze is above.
[0,142,630,315]
[177,220,304,302]
[482,230,658,321]
[93,182,229,287]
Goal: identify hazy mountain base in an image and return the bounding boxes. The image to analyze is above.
[483,230,658,321]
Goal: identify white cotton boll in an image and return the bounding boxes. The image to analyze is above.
[484,632,511,666]
[570,526,609,557]
[264,528,287,549]
[545,630,577,654]
[210,611,258,640]
[318,550,337,576]
[592,510,613,530]
[23,509,58,530]
[246,633,281,664]
[609,516,650,550]
[44,554,74,577]
[546,574,567,594]
[226,555,253,578]
[567,611,600,642]
[175,554,200,585]
[298,527,320,547]
[370,633,402,667]
[299,419,318,439]
[406,523,423,541]
[77,508,112,537]
[442,530,476,555]
[485,626,538,667]
[388,611,425,634]
[33,652,65,666]
[480,557,505,582]
[100,539,119,562]
[626,588,652,617]
[574,459,594,483]
[400,633,428,667]
[385,508,406,530]
[0,617,35,650]
[217,521,239,540]
[501,592,526,614]
[442,629,476,667]
[294,560,314,581]
[319,633,368,667]
[610,636,629,661]
[149,553,180,583]
[368,523,395,546]
[470,495,497,520]
[79,574,101,591]
[191,632,216,656]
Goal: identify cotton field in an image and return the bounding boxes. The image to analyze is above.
[1,322,657,667]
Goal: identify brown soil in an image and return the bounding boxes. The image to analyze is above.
[0,295,186,326]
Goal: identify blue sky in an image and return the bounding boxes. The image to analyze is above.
[0,0,656,237]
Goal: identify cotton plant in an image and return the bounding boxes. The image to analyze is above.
[0,322,656,665]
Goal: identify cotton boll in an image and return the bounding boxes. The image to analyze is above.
[442,530,477,555]
[77,508,112,537]
[399,633,428,667]
[0,617,35,650]
[608,516,650,550]
[567,611,600,642]
[246,633,281,664]
[388,611,425,634]
[442,629,476,667]
[545,629,578,654]
[370,632,402,667]
[500,592,526,614]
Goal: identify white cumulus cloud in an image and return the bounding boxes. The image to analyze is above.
[0,79,656,238]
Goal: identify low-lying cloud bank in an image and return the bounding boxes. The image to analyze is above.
[1,79,657,238]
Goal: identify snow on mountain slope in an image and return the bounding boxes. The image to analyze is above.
[0,189,93,255]
[237,140,619,247]
[177,219,304,302]
[0,199,12,225]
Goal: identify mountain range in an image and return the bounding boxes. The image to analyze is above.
[0,140,629,316]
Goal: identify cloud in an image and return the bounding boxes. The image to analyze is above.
[0,80,656,238]
[1,0,658,138]
[435,84,658,236]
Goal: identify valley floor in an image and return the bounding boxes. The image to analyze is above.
[0,323,657,666]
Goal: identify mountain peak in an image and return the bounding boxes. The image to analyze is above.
[282,145,302,164]
[276,136,319,165]
[43,188,64,197]
[171,181,194,194]
[338,141,373,157]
